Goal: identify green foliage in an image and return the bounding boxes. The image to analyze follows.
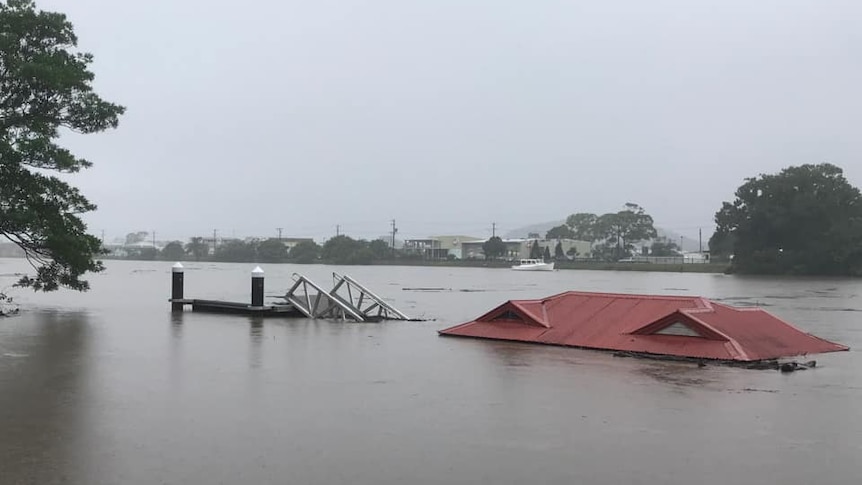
[160,241,185,261]
[288,240,321,263]
[545,224,574,240]
[596,203,658,260]
[369,239,389,259]
[649,239,680,257]
[560,204,657,261]
[321,235,373,264]
[125,231,148,245]
[529,239,542,259]
[565,213,598,241]
[711,163,862,275]
[214,240,257,263]
[554,241,565,260]
[185,237,210,261]
[257,238,288,263]
[0,0,124,291]
[133,247,157,261]
[482,236,506,260]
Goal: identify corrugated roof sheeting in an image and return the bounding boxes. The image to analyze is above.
[440,291,848,362]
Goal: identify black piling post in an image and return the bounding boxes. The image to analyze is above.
[171,262,184,312]
[251,266,264,307]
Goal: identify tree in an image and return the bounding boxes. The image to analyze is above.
[565,213,598,241]
[369,239,389,260]
[0,1,124,291]
[125,231,148,245]
[529,239,542,259]
[554,241,565,260]
[131,246,157,261]
[596,204,657,260]
[321,235,371,264]
[543,246,551,261]
[185,237,210,261]
[160,241,185,261]
[214,240,257,263]
[257,238,288,263]
[482,236,506,260]
[288,240,321,263]
[711,163,862,275]
[649,239,680,257]
[545,224,574,240]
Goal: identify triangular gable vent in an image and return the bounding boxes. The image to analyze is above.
[654,321,703,337]
[491,310,525,322]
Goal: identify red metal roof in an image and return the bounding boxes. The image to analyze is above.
[440,291,849,361]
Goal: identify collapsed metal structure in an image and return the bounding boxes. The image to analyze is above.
[278,272,410,322]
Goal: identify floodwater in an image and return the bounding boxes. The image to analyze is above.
[1,258,860,485]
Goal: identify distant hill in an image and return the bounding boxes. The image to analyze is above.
[504,221,709,252]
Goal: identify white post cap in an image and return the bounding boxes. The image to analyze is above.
[252,266,264,276]
[172,262,184,272]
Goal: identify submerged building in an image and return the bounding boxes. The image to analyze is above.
[440,291,848,362]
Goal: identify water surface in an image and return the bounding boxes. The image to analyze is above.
[1,259,860,484]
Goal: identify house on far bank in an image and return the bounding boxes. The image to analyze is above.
[402,235,484,259]
[461,238,592,260]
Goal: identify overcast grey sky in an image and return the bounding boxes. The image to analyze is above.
[41,0,862,242]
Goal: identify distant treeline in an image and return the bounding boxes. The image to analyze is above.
[108,235,395,265]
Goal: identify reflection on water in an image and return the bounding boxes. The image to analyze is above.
[1,259,861,485]
[0,311,91,484]
[249,317,264,369]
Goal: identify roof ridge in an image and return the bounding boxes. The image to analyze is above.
[556,290,704,301]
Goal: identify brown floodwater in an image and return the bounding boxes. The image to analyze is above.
[1,258,860,484]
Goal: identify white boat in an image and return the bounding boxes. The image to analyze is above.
[511,259,555,271]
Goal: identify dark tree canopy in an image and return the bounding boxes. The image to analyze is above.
[564,213,598,241]
[545,224,574,240]
[214,240,257,263]
[321,235,374,264]
[288,240,321,263]
[529,239,542,259]
[710,163,862,275]
[160,241,185,261]
[554,241,565,260]
[482,236,506,260]
[1,0,124,291]
[257,238,288,263]
[559,204,657,261]
[185,237,210,261]
[650,239,680,257]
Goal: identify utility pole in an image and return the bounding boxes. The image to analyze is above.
[390,219,398,255]
[276,227,283,241]
[699,228,702,253]
[492,222,497,238]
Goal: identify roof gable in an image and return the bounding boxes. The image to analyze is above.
[476,301,550,328]
[629,310,729,341]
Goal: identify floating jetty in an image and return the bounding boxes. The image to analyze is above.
[169,264,411,322]
[440,291,849,362]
